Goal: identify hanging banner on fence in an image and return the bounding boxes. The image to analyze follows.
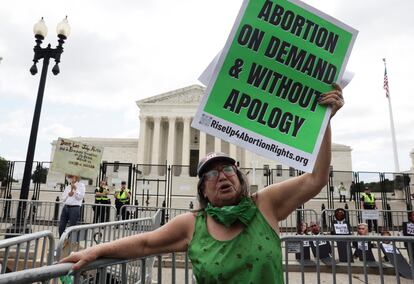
[192,0,358,172]
[50,138,104,179]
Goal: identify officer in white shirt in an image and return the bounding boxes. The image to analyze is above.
[59,174,86,237]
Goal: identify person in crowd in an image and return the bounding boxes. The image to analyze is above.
[349,181,356,201]
[380,230,413,279]
[114,181,131,220]
[309,221,332,262]
[59,174,85,237]
[353,223,376,262]
[380,230,393,262]
[61,84,343,283]
[402,211,414,263]
[94,180,111,223]
[331,207,352,262]
[295,221,311,261]
[360,187,378,233]
[337,182,346,203]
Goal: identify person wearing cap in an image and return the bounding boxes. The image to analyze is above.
[59,174,85,237]
[114,181,131,220]
[61,84,344,283]
[94,180,111,223]
[360,186,378,233]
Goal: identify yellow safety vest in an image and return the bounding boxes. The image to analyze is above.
[116,189,130,204]
[361,193,375,206]
[95,187,110,202]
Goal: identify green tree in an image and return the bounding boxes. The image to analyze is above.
[0,156,9,184]
[31,164,48,184]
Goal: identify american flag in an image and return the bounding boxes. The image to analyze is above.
[383,58,390,98]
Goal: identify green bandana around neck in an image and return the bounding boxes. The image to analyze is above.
[205,197,257,227]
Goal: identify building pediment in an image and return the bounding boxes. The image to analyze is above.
[137,84,205,106]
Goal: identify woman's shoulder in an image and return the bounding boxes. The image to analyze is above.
[163,211,198,239]
[175,211,199,228]
[174,211,198,222]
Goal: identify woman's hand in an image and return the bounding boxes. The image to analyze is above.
[59,247,99,271]
[318,83,344,118]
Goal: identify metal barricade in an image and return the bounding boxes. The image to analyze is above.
[0,198,117,239]
[55,210,162,261]
[3,234,414,283]
[55,210,162,283]
[282,234,414,284]
[0,230,54,274]
[119,205,190,223]
[0,257,149,284]
[119,205,192,284]
[81,202,117,224]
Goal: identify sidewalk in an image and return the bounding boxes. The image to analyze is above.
[153,268,413,283]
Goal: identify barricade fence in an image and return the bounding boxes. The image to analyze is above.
[2,234,414,283]
[0,230,54,274]
[53,212,162,284]
[281,235,414,284]
[1,197,413,240]
[2,160,413,211]
[55,210,162,261]
[0,198,117,239]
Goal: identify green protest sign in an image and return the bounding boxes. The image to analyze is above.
[192,0,357,172]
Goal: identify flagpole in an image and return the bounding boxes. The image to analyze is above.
[383,58,400,172]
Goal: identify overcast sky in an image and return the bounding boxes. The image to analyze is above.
[0,0,413,173]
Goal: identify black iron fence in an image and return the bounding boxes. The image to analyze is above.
[0,160,412,211]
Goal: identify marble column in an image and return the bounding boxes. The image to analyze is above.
[167,116,176,165]
[214,137,221,153]
[181,117,191,175]
[230,143,237,160]
[410,149,414,171]
[199,131,207,159]
[151,117,162,174]
[138,115,147,165]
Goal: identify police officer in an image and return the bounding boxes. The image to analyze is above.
[360,187,378,233]
[114,181,131,220]
[94,180,111,223]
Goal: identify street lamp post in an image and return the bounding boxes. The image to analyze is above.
[11,17,70,235]
[20,17,70,199]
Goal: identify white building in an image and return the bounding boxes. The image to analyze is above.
[136,84,353,174]
[50,85,353,207]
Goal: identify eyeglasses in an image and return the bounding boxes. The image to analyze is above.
[203,165,237,182]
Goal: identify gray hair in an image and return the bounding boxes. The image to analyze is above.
[357,223,368,228]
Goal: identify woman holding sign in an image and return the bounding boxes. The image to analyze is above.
[61,84,344,283]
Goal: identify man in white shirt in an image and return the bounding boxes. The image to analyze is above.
[59,174,86,237]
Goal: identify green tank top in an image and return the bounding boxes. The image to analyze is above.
[188,205,283,284]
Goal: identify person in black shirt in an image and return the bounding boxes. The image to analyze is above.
[353,223,375,262]
[349,181,356,202]
[331,208,352,262]
[402,211,414,263]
